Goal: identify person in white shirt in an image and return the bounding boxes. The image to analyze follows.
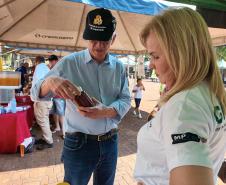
[132,78,145,118]
[32,56,53,150]
[134,8,226,185]
[48,55,66,138]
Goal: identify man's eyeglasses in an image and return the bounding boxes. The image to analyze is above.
[90,40,111,46]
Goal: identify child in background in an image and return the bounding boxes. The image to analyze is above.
[132,78,145,118]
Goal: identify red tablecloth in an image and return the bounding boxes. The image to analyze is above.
[15,96,32,105]
[0,110,31,153]
[16,95,34,128]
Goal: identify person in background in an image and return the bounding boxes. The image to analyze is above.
[134,7,226,185]
[132,78,145,118]
[31,8,130,185]
[31,56,53,150]
[15,62,28,93]
[48,54,59,69]
[48,55,66,138]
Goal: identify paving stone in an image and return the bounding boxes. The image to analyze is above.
[0,80,225,185]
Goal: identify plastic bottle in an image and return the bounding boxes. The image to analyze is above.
[10,98,17,113]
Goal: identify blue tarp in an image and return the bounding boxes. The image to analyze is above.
[66,0,169,15]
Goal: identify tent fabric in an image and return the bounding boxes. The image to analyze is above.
[66,0,169,15]
[0,0,226,55]
[0,0,161,54]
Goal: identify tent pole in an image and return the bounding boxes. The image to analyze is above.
[0,43,2,55]
[134,55,138,80]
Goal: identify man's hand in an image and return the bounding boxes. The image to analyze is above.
[77,101,117,119]
[137,182,145,185]
[40,76,81,100]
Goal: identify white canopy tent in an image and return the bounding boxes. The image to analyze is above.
[0,0,159,55]
[16,48,72,57]
[0,0,226,56]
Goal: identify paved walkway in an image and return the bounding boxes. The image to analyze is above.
[0,80,225,185]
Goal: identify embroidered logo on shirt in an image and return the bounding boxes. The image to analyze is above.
[214,106,223,124]
[171,132,207,144]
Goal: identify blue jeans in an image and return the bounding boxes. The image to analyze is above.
[61,133,118,185]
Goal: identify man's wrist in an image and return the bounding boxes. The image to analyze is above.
[104,107,117,118]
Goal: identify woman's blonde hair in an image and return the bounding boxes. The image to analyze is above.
[140,7,226,113]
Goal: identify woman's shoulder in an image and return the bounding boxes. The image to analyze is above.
[166,82,211,110]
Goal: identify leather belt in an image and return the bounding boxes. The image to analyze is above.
[65,128,118,142]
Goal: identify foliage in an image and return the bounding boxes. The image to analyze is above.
[216,46,226,61]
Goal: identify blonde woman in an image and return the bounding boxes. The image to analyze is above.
[134,8,226,185]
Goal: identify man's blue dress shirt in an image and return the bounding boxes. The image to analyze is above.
[31,49,131,134]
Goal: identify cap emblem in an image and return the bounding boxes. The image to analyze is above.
[93,15,103,25]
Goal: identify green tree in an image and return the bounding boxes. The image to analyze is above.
[216,46,226,61]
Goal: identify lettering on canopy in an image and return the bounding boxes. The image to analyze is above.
[34,33,73,40]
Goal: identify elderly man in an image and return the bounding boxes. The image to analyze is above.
[31,8,130,185]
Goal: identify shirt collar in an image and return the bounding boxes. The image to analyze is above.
[84,49,92,64]
[84,49,110,65]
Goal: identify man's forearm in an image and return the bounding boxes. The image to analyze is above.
[39,79,51,98]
